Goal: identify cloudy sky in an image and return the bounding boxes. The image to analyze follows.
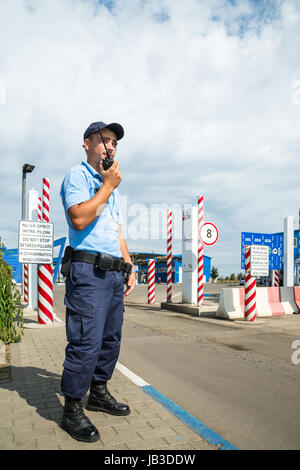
[0,0,300,276]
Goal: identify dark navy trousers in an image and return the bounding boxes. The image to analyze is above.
[61,261,124,399]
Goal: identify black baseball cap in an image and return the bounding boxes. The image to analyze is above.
[83,121,124,141]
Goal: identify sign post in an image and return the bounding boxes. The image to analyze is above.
[182,198,219,306]
[244,245,269,322]
[197,196,204,306]
[244,246,257,322]
[38,177,54,324]
[182,205,198,304]
[167,210,173,302]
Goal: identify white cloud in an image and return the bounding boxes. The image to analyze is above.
[0,0,300,276]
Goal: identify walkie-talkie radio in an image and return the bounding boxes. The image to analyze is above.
[99,127,114,170]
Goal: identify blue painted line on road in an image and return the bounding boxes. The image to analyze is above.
[142,385,238,450]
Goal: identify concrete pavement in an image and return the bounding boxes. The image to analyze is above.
[0,307,219,450]
[2,282,300,450]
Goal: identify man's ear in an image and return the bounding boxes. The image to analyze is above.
[83,138,89,150]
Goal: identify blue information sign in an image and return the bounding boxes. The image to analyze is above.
[241,232,283,270]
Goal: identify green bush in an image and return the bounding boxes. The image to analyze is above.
[0,251,24,344]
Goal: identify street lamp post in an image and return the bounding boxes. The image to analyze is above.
[21,163,35,298]
[22,163,35,219]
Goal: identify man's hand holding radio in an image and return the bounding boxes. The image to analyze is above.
[68,160,122,231]
[101,160,122,191]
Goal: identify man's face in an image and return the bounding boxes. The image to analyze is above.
[84,127,118,171]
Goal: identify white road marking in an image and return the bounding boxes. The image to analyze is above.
[116,362,149,387]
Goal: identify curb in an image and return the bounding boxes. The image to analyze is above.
[0,340,6,365]
[23,311,65,329]
[161,302,218,317]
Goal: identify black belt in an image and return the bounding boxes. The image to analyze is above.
[71,250,132,274]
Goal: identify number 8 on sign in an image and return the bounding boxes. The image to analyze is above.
[199,222,219,246]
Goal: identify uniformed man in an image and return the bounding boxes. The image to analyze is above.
[60,121,136,442]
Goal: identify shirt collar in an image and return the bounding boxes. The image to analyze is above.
[81,161,102,180]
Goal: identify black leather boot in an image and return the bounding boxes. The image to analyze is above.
[86,382,131,416]
[61,395,100,442]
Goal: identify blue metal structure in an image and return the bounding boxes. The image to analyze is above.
[241,229,300,272]
[52,237,67,283]
[241,232,283,270]
[2,248,21,282]
[138,255,211,283]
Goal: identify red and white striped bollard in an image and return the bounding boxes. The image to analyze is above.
[38,178,53,324]
[38,196,42,221]
[272,270,279,287]
[244,246,257,322]
[42,178,50,222]
[197,196,204,306]
[24,264,28,304]
[148,259,155,304]
[166,210,173,302]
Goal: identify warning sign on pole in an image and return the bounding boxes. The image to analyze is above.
[199,222,219,246]
[250,245,269,277]
[18,220,53,264]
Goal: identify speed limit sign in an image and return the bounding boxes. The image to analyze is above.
[199,222,219,246]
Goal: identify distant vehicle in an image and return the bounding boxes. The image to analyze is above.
[257,277,268,286]
[239,278,245,286]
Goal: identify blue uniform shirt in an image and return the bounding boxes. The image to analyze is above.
[60,161,122,257]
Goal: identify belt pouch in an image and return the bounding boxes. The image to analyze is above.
[95,252,113,270]
[61,246,73,277]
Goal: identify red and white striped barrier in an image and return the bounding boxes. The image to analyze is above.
[256,287,285,316]
[38,178,53,324]
[244,246,257,322]
[148,259,155,304]
[24,264,28,304]
[280,287,299,314]
[294,286,300,311]
[217,288,245,319]
[166,210,172,302]
[217,286,300,320]
[197,196,204,306]
[298,208,300,285]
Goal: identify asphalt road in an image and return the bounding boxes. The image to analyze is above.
[124,281,230,304]
[54,283,300,450]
